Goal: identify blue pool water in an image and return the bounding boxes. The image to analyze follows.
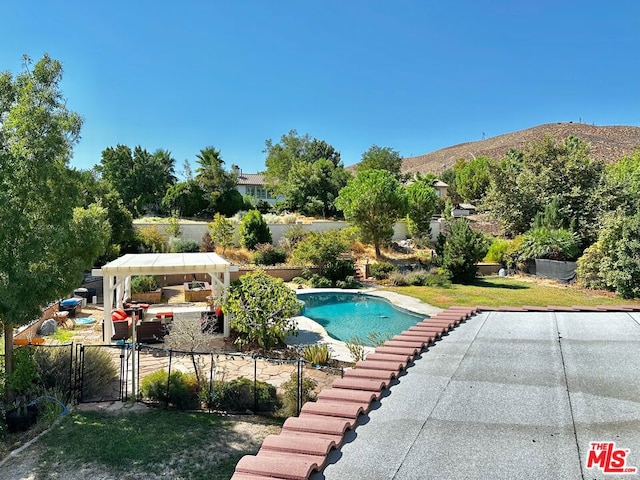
[297,292,426,344]
[75,317,96,325]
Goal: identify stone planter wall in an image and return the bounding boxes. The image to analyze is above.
[130,288,163,304]
[183,282,211,302]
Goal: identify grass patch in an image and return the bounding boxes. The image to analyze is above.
[389,276,640,309]
[49,328,75,343]
[34,409,282,479]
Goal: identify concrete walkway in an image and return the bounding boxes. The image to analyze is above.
[318,310,640,480]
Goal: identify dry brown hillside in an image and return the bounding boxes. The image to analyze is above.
[400,123,640,175]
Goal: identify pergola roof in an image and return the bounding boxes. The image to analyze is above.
[101,252,230,276]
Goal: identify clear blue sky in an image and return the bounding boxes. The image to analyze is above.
[3,1,639,177]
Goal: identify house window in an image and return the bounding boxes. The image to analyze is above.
[246,186,276,200]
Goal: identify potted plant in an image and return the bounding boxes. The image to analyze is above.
[130,275,163,303]
[5,396,38,433]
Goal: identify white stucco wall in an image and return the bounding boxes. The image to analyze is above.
[136,218,443,246]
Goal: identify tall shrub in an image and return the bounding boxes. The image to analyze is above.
[441,219,489,283]
[238,210,272,250]
[577,211,640,298]
[222,271,300,350]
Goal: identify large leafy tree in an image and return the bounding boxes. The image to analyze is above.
[222,270,300,350]
[263,130,348,215]
[577,211,640,299]
[97,145,176,216]
[484,136,604,246]
[335,169,407,258]
[406,174,438,243]
[137,148,177,214]
[291,229,351,277]
[69,168,137,263]
[0,55,109,382]
[284,158,350,217]
[357,145,403,179]
[454,156,494,203]
[597,151,640,213]
[195,146,237,214]
[161,180,209,218]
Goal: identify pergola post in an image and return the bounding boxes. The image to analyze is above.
[223,269,231,337]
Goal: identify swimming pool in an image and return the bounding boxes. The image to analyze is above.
[297,292,426,345]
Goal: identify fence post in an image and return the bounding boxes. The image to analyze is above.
[297,358,303,416]
[166,349,173,408]
[253,356,258,413]
[208,353,214,412]
[136,346,141,401]
[77,344,85,404]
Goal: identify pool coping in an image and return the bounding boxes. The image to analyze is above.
[287,288,443,362]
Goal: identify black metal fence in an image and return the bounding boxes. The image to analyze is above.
[1,343,344,416]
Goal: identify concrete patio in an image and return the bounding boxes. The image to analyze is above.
[317,310,640,480]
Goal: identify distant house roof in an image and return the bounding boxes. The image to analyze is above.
[237,173,266,186]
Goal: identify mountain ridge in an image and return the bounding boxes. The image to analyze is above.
[400,122,640,174]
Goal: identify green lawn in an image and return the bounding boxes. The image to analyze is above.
[389,276,640,309]
[3,409,282,480]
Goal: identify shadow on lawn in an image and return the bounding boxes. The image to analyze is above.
[471,279,529,290]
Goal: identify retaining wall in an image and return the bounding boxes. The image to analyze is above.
[135,218,444,245]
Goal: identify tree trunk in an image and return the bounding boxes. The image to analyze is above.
[374,242,381,259]
[3,322,14,400]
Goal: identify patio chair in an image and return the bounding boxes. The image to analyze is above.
[111,319,132,341]
[136,320,168,344]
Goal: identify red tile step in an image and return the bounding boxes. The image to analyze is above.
[261,432,338,458]
[274,428,345,447]
[570,305,608,311]
[234,454,321,480]
[297,412,359,430]
[256,449,327,470]
[374,345,420,357]
[596,305,637,311]
[400,330,437,340]
[301,400,366,419]
[427,314,465,323]
[316,387,380,406]
[343,368,396,382]
[543,305,580,311]
[282,415,353,437]
[393,333,434,345]
[332,377,388,392]
[400,330,441,344]
[520,305,553,312]
[382,338,428,350]
[355,359,405,372]
[447,306,479,314]
[433,310,469,317]
[408,324,447,336]
[365,351,412,364]
[475,305,499,312]
[419,319,457,329]
[231,471,290,480]
[424,313,464,321]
